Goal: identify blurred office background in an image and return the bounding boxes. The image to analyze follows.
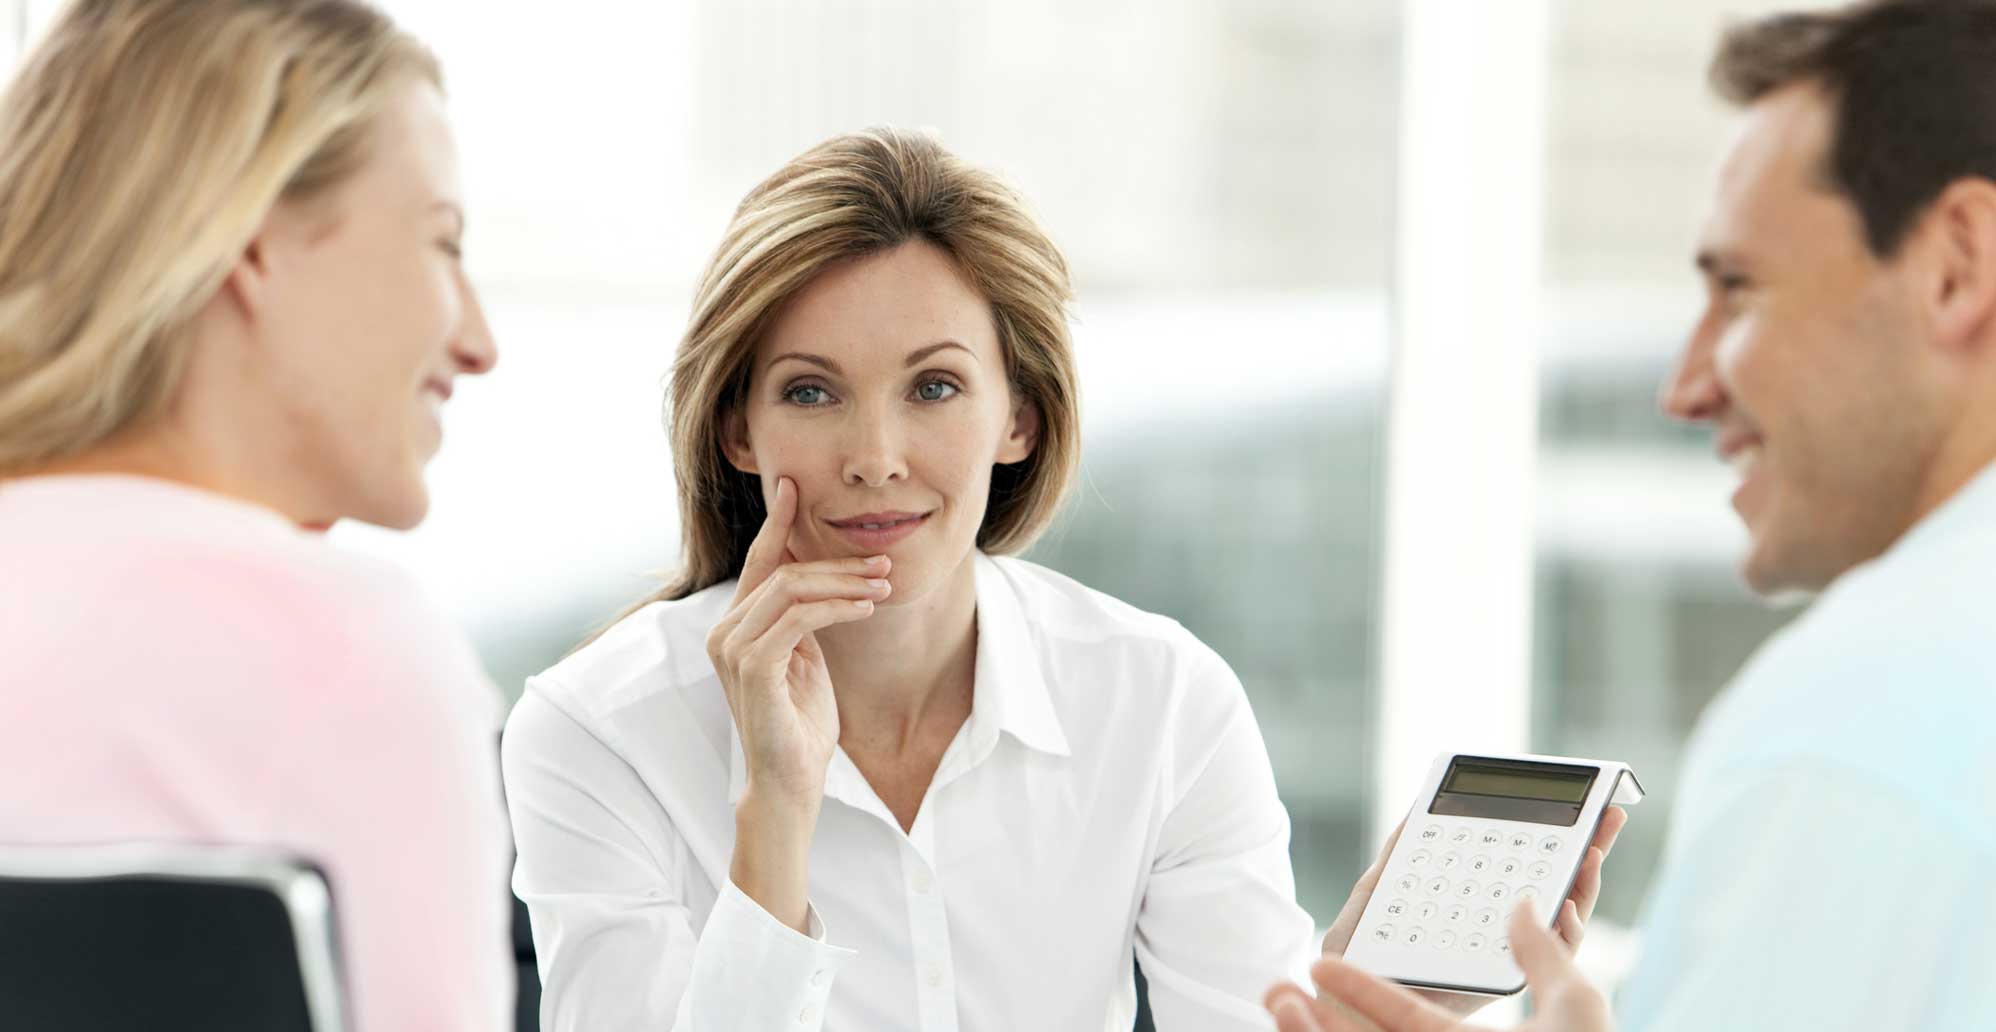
[2,0,1817,1017]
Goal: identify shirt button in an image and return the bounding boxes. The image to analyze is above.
[798,1004,818,1024]
[925,965,945,988]
[811,968,830,987]
[910,868,934,894]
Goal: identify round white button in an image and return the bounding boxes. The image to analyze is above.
[1449,827,1474,845]
[1498,856,1523,877]
[1438,852,1462,872]
[1538,836,1564,855]
[1495,938,1513,957]
[1468,855,1491,874]
[925,966,945,988]
[1395,873,1421,894]
[1420,824,1443,843]
[1463,932,1488,953]
[1384,898,1410,918]
[1487,882,1511,902]
[1424,877,1450,898]
[1528,861,1553,881]
[1474,907,1498,927]
[1403,927,1426,946]
[1434,929,1458,950]
[1371,924,1395,943]
[1416,902,1440,921]
[1443,903,1467,925]
[1479,828,1504,848]
[1517,885,1540,902]
[811,968,830,987]
[910,869,933,894]
[799,1005,818,1024]
[1508,832,1532,851]
[1408,850,1432,869]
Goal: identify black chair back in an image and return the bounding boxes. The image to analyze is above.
[0,844,348,1032]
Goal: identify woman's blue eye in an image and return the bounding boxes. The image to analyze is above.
[916,379,958,402]
[785,385,829,406]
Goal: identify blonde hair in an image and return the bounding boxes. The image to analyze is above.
[0,0,440,474]
[646,128,1081,608]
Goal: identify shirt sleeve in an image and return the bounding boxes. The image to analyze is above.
[1134,643,1317,1031]
[1618,762,1996,1031]
[500,684,855,1031]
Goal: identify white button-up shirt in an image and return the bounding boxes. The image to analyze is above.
[501,552,1315,1031]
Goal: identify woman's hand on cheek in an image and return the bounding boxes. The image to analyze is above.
[706,475,891,804]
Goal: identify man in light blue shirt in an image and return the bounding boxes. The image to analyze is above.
[1266,1,1996,1029]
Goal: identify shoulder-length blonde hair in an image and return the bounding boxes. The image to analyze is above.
[0,0,439,475]
[650,128,1081,605]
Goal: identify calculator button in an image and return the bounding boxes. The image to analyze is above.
[1403,927,1426,947]
[1498,856,1523,878]
[1487,883,1511,902]
[1468,855,1491,875]
[1528,861,1552,881]
[1371,924,1395,944]
[1462,932,1488,953]
[1407,850,1432,869]
[1538,836,1564,855]
[1495,938,1512,957]
[1443,903,1468,925]
[1416,902,1439,921]
[1420,825,1443,843]
[1449,827,1474,845]
[1455,880,1480,899]
[1479,828,1504,848]
[1438,852,1462,872]
[1434,930,1458,950]
[1517,885,1540,902]
[1474,907,1498,927]
[1384,898,1410,918]
[1424,877,1450,897]
[1508,832,1532,851]
[1395,873,1421,894]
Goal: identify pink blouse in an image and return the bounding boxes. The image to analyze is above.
[0,474,513,1030]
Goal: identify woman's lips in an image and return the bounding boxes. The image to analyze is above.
[825,511,931,550]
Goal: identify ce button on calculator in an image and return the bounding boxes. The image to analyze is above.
[1344,752,1643,996]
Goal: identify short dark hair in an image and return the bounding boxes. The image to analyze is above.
[1712,0,1996,256]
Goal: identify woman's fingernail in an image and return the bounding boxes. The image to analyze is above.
[865,554,889,567]
[866,578,891,590]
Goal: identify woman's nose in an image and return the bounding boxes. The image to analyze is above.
[840,408,909,488]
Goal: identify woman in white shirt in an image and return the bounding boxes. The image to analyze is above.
[501,128,1618,1031]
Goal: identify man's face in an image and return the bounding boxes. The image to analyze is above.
[1662,82,1949,596]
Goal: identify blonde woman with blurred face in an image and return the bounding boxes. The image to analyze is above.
[0,1,509,1027]
[501,130,1614,1031]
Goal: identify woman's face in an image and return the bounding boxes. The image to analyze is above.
[249,78,496,529]
[726,239,1038,604]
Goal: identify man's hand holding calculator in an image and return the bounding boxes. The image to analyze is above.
[1265,899,1614,1032]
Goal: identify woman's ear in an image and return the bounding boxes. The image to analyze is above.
[720,405,759,474]
[997,395,1040,465]
[221,224,278,321]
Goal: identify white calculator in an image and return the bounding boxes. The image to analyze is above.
[1343,752,1644,995]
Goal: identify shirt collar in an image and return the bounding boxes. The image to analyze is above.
[726,552,1070,805]
[1877,459,1996,566]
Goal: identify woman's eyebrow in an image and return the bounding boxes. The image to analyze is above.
[905,341,975,366]
[767,341,976,375]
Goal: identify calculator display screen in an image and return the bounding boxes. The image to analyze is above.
[1429,757,1598,825]
[1443,764,1590,803]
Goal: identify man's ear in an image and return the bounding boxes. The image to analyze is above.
[996,394,1041,465]
[1922,178,1996,356]
[720,404,759,474]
